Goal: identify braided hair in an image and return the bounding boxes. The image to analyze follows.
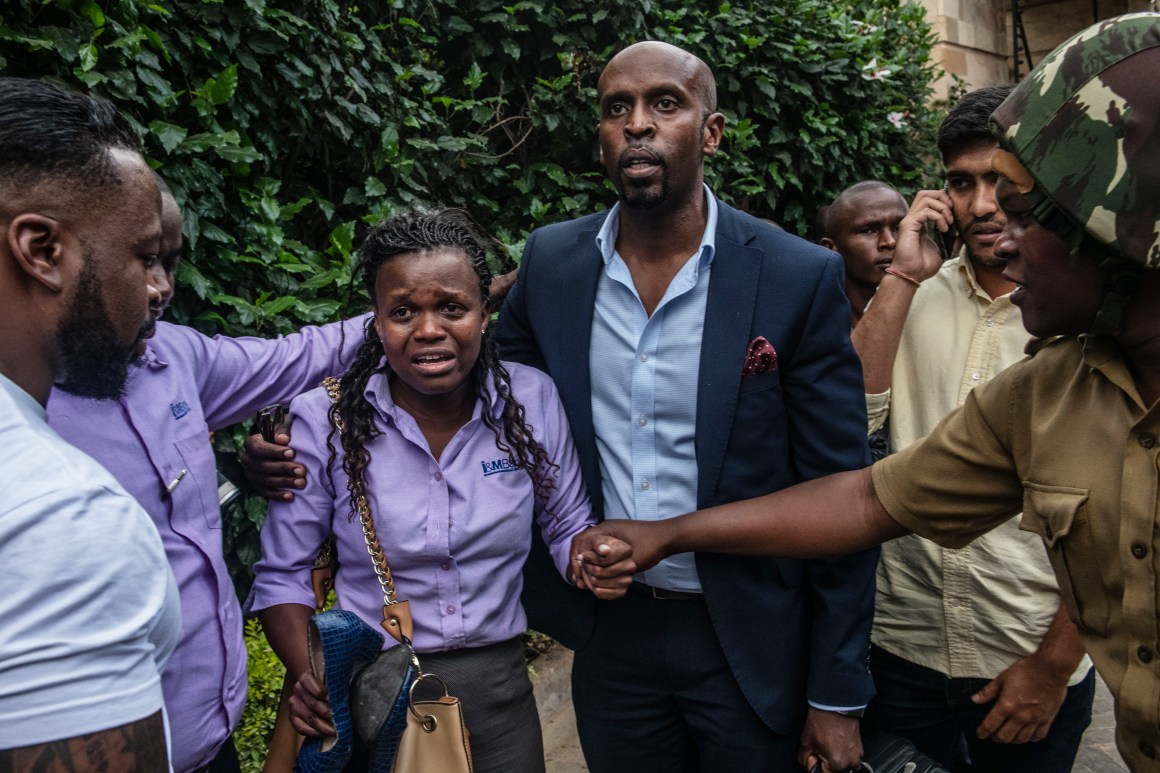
[326,208,559,523]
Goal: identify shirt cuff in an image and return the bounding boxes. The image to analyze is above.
[865,389,890,434]
[808,701,868,713]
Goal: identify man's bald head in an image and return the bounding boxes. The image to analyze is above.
[821,180,908,301]
[824,180,903,236]
[599,41,717,117]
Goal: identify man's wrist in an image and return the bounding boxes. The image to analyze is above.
[883,266,922,287]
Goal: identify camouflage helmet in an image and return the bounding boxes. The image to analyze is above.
[989,13,1160,268]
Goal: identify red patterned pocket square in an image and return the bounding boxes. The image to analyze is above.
[742,336,777,377]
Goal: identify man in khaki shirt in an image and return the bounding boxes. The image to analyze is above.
[854,87,1093,770]
[574,14,1160,772]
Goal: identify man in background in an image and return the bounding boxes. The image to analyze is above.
[819,180,908,326]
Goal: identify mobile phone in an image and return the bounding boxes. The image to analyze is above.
[923,219,960,258]
[929,183,959,258]
[257,404,287,443]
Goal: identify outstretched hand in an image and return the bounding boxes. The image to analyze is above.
[242,417,302,502]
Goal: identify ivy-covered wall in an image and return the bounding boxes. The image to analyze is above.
[1,0,939,588]
[3,2,941,763]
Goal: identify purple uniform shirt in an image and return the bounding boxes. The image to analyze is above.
[251,362,594,652]
[47,318,366,773]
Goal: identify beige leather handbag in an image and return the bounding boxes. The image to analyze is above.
[392,673,472,773]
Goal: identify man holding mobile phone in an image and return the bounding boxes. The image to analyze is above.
[848,85,1096,770]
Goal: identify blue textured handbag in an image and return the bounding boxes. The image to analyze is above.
[294,610,415,773]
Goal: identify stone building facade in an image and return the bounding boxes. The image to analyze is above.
[917,0,1155,96]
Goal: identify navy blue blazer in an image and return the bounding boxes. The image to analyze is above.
[497,199,878,734]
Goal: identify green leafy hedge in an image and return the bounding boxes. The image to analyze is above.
[3,1,939,765]
[2,0,938,328]
[4,0,939,594]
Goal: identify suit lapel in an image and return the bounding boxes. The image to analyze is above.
[554,223,605,518]
[696,204,762,507]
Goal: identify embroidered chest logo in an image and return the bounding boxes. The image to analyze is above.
[481,458,519,476]
[170,401,191,420]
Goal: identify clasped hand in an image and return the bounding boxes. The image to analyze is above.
[569,519,672,598]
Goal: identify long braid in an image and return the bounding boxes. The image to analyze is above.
[326,208,559,525]
[324,316,386,520]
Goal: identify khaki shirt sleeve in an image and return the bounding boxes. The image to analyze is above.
[871,370,1026,549]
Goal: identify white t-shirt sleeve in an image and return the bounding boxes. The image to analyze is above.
[0,478,181,746]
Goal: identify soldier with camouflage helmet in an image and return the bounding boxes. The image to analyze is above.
[844,82,1096,770]
[572,13,1160,771]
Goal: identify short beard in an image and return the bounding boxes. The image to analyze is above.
[620,176,670,211]
[969,250,1007,269]
[55,256,143,400]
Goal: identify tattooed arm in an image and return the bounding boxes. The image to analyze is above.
[0,711,168,773]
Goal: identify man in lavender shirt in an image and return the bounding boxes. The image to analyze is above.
[47,183,366,773]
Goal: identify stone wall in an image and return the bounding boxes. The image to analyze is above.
[915,0,1154,97]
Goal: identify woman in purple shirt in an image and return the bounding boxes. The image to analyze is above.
[250,209,621,772]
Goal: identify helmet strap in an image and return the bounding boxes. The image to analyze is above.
[1090,258,1146,337]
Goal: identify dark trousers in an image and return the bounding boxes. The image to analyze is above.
[194,737,240,773]
[863,645,1095,772]
[571,588,800,773]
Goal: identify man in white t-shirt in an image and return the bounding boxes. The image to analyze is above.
[0,77,181,769]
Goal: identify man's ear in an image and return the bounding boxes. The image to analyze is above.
[819,237,838,252]
[702,112,725,157]
[7,214,68,293]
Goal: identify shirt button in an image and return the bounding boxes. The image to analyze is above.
[446,605,455,615]
[1141,740,1156,759]
[440,561,450,570]
[1139,646,1153,664]
[984,318,994,326]
[640,479,650,491]
[434,471,443,481]
[970,371,981,381]
[638,415,648,427]
[1140,432,1157,449]
[639,352,649,362]
[1132,542,1148,559]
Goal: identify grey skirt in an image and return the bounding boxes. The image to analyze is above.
[414,637,546,773]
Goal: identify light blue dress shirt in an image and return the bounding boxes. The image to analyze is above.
[590,186,717,592]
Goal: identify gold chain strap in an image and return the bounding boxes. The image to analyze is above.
[323,376,413,645]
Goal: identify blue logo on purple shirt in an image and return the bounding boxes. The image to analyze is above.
[170,401,191,420]
[481,458,518,476]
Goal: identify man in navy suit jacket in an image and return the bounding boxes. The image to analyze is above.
[498,41,878,773]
